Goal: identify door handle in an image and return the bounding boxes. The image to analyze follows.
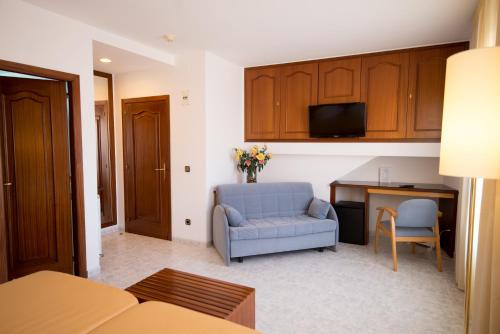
[3,182,12,186]
[154,163,167,181]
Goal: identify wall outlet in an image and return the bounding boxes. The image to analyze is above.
[185,219,191,226]
[184,165,190,172]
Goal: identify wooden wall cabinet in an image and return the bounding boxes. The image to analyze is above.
[279,63,318,139]
[318,57,361,104]
[244,42,468,142]
[361,52,409,139]
[406,44,467,139]
[244,67,281,140]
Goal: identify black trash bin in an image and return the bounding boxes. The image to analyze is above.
[333,201,366,245]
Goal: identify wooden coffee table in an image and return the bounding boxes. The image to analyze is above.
[126,268,256,329]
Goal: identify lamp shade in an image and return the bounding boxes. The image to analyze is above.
[439,47,500,179]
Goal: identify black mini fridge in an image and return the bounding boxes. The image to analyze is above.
[333,201,366,245]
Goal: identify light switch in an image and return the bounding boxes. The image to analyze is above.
[185,165,190,172]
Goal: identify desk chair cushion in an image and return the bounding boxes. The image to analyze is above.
[396,199,438,228]
[381,220,434,237]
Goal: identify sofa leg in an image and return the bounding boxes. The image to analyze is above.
[237,257,243,263]
[328,245,337,252]
[317,247,324,252]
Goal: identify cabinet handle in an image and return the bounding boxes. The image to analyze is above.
[409,93,413,99]
[276,101,280,107]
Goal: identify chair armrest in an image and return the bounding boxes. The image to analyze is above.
[212,205,231,266]
[376,206,398,217]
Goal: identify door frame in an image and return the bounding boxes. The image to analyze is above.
[93,70,117,229]
[0,59,87,280]
[121,95,172,240]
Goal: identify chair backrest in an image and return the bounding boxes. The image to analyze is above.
[396,199,438,228]
[216,182,314,219]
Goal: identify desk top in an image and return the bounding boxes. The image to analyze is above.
[330,180,458,194]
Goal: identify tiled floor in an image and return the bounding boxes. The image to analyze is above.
[91,232,463,334]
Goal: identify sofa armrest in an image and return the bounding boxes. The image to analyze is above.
[212,205,231,266]
[327,204,339,248]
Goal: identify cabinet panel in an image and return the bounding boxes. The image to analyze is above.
[361,52,409,138]
[318,57,361,104]
[407,45,466,139]
[244,68,281,140]
[279,63,318,139]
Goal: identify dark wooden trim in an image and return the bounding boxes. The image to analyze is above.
[121,95,172,240]
[93,70,117,229]
[245,41,469,70]
[0,59,87,278]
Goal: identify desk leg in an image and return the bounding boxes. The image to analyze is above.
[330,185,336,204]
[364,189,369,245]
[439,196,458,258]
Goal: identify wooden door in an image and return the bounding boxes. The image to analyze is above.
[279,63,318,139]
[122,96,171,240]
[407,45,467,139]
[0,77,73,279]
[95,101,115,228]
[244,68,281,140]
[318,57,361,104]
[361,52,409,139]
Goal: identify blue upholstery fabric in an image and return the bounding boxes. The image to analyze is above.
[229,215,336,241]
[231,232,336,258]
[222,204,245,227]
[396,199,438,228]
[308,197,330,219]
[216,183,314,219]
[212,182,339,265]
[381,220,434,237]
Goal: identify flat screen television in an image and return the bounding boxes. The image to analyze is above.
[309,103,366,138]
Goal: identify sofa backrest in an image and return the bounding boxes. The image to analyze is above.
[216,182,314,219]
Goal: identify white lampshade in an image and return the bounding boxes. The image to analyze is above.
[439,47,500,179]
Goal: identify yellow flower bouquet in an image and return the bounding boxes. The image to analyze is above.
[234,145,272,183]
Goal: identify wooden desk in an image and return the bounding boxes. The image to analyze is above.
[330,181,459,257]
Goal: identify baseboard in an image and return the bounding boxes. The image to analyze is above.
[173,237,212,248]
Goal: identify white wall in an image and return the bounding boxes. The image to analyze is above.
[113,52,208,243]
[0,0,174,275]
[204,52,244,236]
[93,75,108,100]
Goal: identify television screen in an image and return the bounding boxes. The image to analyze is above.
[309,103,366,138]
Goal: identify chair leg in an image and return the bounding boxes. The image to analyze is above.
[434,225,443,272]
[390,218,398,272]
[411,243,416,254]
[374,225,380,254]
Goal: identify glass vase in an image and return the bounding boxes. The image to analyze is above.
[246,167,257,183]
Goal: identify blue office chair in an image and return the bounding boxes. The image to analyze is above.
[374,199,442,272]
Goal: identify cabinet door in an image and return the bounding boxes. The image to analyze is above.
[244,68,281,140]
[318,57,361,104]
[407,45,467,139]
[361,52,409,139]
[279,63,318,139]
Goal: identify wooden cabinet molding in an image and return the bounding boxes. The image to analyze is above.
[361,52,409,139]
[244,41,468,142]
[318,57,361,104]
[279,63,318,139]
[244,68,281,140]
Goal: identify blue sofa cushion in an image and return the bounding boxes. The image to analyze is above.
[381,221,434,237]
[308,197,330,219]
[216,183,314,220]
[229,215,337,241]
[222,204,245,227]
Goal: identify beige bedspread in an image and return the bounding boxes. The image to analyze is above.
[0,271,138,334]
[90,301,261,334]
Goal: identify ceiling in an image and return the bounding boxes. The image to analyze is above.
[25,0,477,67]
[93,41,166,74]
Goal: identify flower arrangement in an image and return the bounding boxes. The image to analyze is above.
[234,145,272,183]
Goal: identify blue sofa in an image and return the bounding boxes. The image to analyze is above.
[213,182,339,265]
